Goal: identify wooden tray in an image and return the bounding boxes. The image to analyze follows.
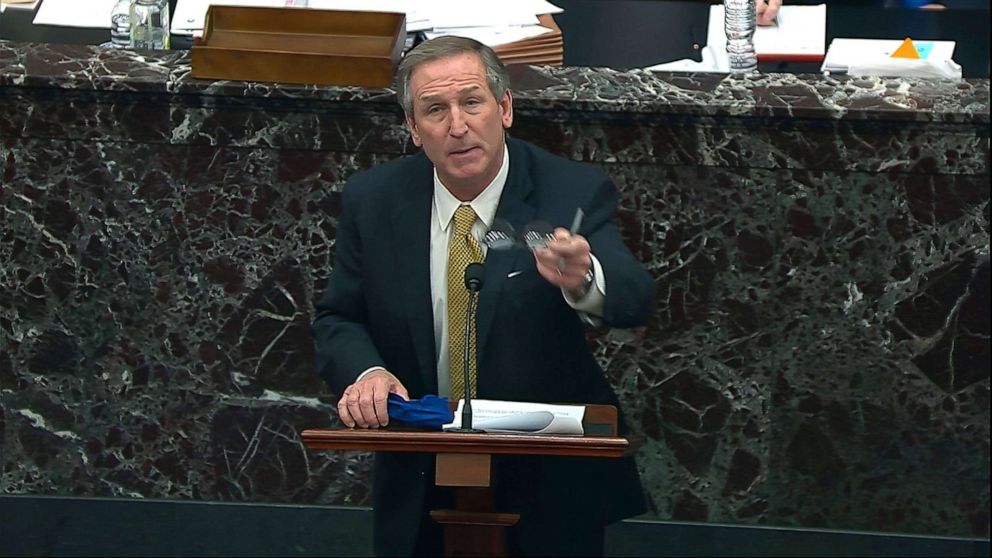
[191,5,406,87]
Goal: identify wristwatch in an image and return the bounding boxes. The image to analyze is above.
[571,267,595,299]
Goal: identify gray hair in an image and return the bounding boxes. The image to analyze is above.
[395,36,510,116]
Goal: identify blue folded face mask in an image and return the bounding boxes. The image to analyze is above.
[387,393,454,430]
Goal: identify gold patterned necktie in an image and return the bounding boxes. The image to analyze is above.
[447,205,483,399]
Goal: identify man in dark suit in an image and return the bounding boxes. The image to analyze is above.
[313,36,655,556]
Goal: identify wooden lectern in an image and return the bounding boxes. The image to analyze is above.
[301,404,637,557]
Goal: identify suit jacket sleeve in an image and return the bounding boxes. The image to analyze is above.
[312,176,384,395]
[579,169,656,329]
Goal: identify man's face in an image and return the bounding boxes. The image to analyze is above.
[405,52,513,199]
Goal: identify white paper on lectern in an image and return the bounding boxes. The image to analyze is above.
[443,399,585,435]
[34,0,118,28]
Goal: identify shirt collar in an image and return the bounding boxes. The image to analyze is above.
[434,144,510,233]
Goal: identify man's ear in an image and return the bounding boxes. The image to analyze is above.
[405,113,422,147]
[500,90,513,129]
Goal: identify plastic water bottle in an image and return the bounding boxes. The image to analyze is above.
[109,0,133,48]
[130,0,170,50]
[725,0,757,74]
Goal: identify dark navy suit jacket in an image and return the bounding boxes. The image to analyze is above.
[314,137,655,555]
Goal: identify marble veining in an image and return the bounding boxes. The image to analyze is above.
[1,41,988,122]
[1,40,988,537]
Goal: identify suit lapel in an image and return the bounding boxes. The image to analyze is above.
[390,156,438,394]
[477,140,535,369]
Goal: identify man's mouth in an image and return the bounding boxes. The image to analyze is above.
[449,146,479,157]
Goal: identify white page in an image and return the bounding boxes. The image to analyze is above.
[425,0,539,29]
[34,0,118,28]
[645,44,728,73]
[426,24,552,48]
[308,0,429,31]
[821,38,957,77]
[308,0,406,13]
[707,4,826,58]
[173,0,212,31]
[474,412,585,435]
[443,399,585,434]
[416,0,559,30]
[173,0,308,32]
[522,0,562,15]
[473,411,556,432]
[176,0,553,35]
[823,38,955,68]
[176,0,427,33]
[753,4,826,56]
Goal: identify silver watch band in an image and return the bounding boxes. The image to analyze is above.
[575,267,595,298]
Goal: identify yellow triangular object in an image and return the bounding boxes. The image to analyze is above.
[891,38,921,59]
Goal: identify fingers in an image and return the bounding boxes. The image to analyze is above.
[353,385,381,428]
[371,386,389,429]
[757,0,781,26]
[342,384,382,428]
[340,385,375,428]
[533,228,591,291]
[337,390,356,427]
[337,371,405,429]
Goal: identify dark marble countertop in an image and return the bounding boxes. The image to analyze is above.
[1,40,988,124]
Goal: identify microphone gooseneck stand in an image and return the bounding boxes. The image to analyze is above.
[452,262,486,433]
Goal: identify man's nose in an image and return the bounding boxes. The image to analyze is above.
[448,108,468,137]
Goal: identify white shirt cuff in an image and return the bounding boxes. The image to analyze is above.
[564,254,606,320]
[354,366,387,383]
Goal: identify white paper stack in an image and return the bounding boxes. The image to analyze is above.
[173,0,312,35]
[421,1,565,65]
[821,38,961,79]
[29,0,565,65]
[752,4,826,62]
[34,0,118,28]
[172,0,564,64]
[443,399,585,435]
[422,0,558,45]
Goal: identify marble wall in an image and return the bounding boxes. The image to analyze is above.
[1,42,988,537]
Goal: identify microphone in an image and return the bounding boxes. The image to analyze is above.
[456,262,485,432]
[465,262,486,292]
